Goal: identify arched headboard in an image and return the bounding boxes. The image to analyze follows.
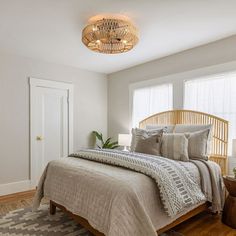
[139,110,228,175]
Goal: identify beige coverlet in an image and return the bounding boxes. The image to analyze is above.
[33,157,223,236]
[70,149,206,216]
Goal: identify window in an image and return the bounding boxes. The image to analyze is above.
[184,72,236,154]
[132,83,173,127]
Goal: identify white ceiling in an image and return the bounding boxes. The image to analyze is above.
[0,0,235,74]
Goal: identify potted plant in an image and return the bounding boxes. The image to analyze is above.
[92,131,119,149]
[233,167,236,179]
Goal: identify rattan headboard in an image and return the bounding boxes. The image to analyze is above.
[139,110,228,175]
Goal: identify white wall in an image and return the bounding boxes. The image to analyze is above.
[108,35,236,139]
[0,52,107,193]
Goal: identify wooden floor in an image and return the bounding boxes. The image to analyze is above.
[174,212,236,236]
[0,191,235,236]
[0,190,36,215]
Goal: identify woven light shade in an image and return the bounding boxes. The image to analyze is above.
[82,17,139,54]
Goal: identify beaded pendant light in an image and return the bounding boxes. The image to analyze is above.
[82,16,139,54]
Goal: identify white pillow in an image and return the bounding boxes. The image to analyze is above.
[161,133,189,162]
[146,124,175,133]
[130,128,164,152]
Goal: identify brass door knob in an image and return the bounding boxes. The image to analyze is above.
[36,136,43,141]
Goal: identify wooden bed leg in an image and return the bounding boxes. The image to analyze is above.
[50,200,56,215]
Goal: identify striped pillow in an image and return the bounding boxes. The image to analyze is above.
[161,133,189,161]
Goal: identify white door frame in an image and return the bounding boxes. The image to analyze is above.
[29,77,74,186]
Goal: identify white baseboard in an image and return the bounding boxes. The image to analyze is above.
[0,180,33,196]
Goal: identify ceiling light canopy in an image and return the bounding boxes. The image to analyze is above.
[82,15,139,54]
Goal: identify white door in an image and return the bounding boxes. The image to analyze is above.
[30,78,73,186]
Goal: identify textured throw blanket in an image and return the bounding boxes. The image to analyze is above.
[190,159,225,213]
[70,149,206,217]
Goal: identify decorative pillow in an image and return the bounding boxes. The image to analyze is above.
[186,129,210,160]
[146,124,175,133]
[134,133,162,156]
[174,124,212,133]
[161,133,189,161]
[130,128,164,152]
[174,124,212,155]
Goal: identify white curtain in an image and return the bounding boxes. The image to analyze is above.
[184,72,236,155]
[132,83,173,127]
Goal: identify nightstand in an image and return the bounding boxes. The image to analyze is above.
[222,176,236,228]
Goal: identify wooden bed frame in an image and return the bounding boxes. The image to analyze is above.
[50,200,211,235]
[49,110,228,235]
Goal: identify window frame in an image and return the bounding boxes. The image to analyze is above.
[128,61,236,135]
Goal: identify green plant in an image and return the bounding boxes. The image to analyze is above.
[92,131,119,149]
[233,167,236,178]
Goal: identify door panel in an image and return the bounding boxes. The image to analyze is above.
[30,78,73,187]
[35,87,69,181]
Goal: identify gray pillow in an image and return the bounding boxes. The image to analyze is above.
[174,124,212,133]
[186,129,210,160]
[146,124,175,133]
[175,124,212,156]
[161,133,189,161]
[134,133,162,156]
[130,128,164,152]
[175,124,213,156]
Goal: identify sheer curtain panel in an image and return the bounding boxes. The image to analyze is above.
[132,83,173,127]
[184,72,236,155]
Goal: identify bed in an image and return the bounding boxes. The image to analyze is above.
[33,110,228,236]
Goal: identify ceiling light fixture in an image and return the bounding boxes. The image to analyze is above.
[82,16,139,54]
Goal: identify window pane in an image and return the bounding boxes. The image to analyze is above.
[184,72,236,155]
[132,83,173,127]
